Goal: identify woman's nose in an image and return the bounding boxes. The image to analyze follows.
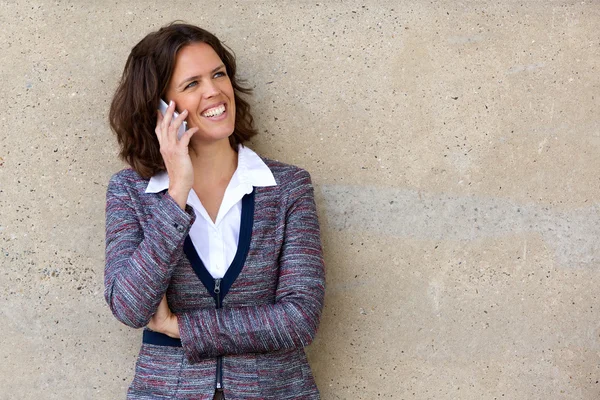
[202,80,220,98]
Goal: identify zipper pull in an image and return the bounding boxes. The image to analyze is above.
[214,278,221,295]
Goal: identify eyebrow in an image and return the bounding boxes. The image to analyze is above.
[178,64,226,89]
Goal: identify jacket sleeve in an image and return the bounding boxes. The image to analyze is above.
[177,169,326,362]
[104,172,195,329]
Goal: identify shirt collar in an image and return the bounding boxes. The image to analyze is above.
[145,145,276,194]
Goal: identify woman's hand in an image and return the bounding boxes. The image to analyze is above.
[147,295,180,338]
[155,100,198,209]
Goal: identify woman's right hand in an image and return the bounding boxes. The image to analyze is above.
[155,100,198,209]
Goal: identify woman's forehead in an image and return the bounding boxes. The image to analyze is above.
[173,42,223,75]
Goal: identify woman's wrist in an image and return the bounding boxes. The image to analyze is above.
[168,185,190,209]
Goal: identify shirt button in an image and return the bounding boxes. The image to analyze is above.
[174,223,185,233]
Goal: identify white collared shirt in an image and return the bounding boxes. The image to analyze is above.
[145,145,277,278]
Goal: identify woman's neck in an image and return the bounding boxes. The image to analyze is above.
[189,138,238,188]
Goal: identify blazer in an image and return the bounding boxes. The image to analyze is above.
[104,158,325,400]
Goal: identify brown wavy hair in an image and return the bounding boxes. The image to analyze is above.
[109,22,258,178]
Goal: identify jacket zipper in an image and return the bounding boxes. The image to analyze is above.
[214,278,223,391]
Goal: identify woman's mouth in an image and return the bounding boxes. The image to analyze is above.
[201,104,226,119]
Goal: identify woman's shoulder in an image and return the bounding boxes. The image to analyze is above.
[260,157,313,188]
[107,168,151,197]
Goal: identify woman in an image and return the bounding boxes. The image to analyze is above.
[105,22,325,399]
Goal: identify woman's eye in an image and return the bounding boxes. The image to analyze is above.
[214,71,227,78]
[185,81,198,90]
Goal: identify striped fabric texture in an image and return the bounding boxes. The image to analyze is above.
[105,158,325,399]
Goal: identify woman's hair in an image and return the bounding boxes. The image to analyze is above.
[109,22,258,178]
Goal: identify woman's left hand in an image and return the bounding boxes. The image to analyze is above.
[148,295,180,338]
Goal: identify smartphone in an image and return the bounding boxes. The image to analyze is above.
[158,99,187,140]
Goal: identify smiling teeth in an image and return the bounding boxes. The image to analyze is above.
[202,105,225,118]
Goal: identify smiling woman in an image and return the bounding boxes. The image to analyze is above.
[105,23,325,400]
[109,23,256,181]
[165,42,237,145]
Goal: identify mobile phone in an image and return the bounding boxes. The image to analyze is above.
[158,99,187,140]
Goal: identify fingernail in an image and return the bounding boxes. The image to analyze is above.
[169,100,174,107]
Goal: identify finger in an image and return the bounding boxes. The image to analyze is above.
[159,294,168,309]
[167,109,188,143]
[154,295,168,317]
[161,100,176,131]
[178,126,199,147]
[171,109,188,133]
[155,110,165,141]
[172,108,188,130]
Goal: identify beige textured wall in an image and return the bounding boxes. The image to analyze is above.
[1,1,599,399]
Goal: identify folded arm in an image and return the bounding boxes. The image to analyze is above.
[104,173,194,328]
[177,170,326,362]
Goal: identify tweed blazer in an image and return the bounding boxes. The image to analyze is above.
[105,158,325,400]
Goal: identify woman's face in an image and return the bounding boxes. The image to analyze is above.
[165,42,236,144]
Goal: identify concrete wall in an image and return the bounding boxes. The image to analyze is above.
[1,1,599,398]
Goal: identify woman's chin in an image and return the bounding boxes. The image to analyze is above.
[189,131,235,145]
